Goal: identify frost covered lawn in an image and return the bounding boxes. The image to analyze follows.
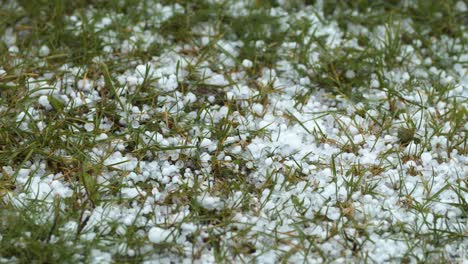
[0,0,467,263]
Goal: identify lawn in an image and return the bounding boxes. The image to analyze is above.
[0,0,467,263]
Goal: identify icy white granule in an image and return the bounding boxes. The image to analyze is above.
[8,45,19,53]
[136,64,152,78]
[130,120,140,128]
[204,95,214,103]
[59,221,79,236]
[96,133,108,141]
[205,73,229,86]
[38,95,52,110]
[184,92,197,104]
[2,27,16,47]
[197,195,223,210]
[242,59,253,68]
[370,79,380,88]
[77,79,92,91]
[121,187,145,199]
[96,17,112,30]
[264,157,273,166]
[252,103,264,115]
[104,151,138,171]
[199,138,212,148]
[84,123,95,132]
[229,85,255,99]
[15,168,31,184]
[28,177,52,200]
[39,45,50,57]
[148,227,171,243]
[50,180,73,198]
[90,249,112,264]
[345,70,355,79]
[161,164,178,177]
[199,152,211,163]
[420,152,433,164]
[102,45,113,53]
[157,74,178,91]
[353,134,364,143]
[455,1,467,12]
[120,40,136,54]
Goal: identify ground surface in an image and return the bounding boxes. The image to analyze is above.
[0,0,467,263]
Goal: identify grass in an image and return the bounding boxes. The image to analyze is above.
[0,0,467,263]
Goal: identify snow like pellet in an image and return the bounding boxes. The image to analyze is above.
[26,78,49,95]
[148,227,171,244]
[96,17,113,30]
[455,1,467,12]
[370,79,380,88]
[28,177,52,200]
[8,46,19,53]
[197,195,223,210]
[199,153,211,163]
[38,95,52,110]
[50,180,73,198]
[199,138,212,148]
[345,70,355,79]
[136,64,152,78]
[90,249,112,264]
[77,79,92,91]
[227,85,255,99]
[84,123,95,132]
[242,59,253,68]
[104,152,138,171]
[157,74,178,92]
[39,45,50,57]
[205,74,229,86]
[2,28,16,46]
[184,92,197,104]
[121,187,143,199]
[96,133,108,141]
[252,103,264,115]
[421,152,433,164]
